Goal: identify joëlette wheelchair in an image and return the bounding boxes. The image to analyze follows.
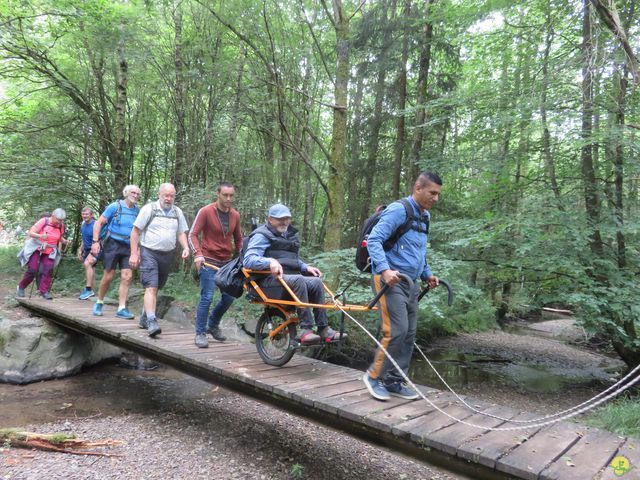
[241,268,453,367]
[241,268,389,366]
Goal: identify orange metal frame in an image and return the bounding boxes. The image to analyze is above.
[241,268,376,312]
[242,268,377,340]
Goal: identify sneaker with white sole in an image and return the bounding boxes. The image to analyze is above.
[93,302,104,316]
[79,289,95,300]
[116,308,134,319]
[363,372,390,401]
[385,381,419,400]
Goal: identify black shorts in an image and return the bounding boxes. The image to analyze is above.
[82,248,103,264]
[102,238,131,271]
[139,246,174,289]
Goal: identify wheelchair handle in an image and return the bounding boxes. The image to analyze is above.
[418,278,453,306]
[368,283,390,309]
[367,272,412,309]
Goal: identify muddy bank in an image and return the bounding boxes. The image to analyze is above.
[417,322,624,415]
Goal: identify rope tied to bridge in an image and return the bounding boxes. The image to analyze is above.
[330,290,640,432]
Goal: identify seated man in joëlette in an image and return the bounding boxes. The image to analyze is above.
[242,203,345,345]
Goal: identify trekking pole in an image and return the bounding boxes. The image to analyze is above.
[48,239,69,296]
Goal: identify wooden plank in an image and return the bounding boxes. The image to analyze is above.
[364,391,456,433]
[426,405,517,455]
[457,412,542,468]
[338,396,415,423]
[599,438,640,480]
[275,370,363,400]
[498,422,583,480]
[396,402,477,444]
[539,428,624,480]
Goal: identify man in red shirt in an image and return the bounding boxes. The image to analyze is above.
[189,182,243,348]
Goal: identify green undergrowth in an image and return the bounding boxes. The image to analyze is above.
[582,394,640,438]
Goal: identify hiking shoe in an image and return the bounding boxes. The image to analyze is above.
[92,302,104,316]
[195,333,209,348]
[79,289,95,300]
[297,329,320,345]
[147,318,162,338]
[40,292,53,300]
[207,326,227,342]
[385,381,419,400]
[138,311,148,329]
[318,326,347,343]
[16,286,25,298]
[363,372,390,401]
[116,308,134,320]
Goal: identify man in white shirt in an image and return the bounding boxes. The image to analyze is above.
[129,183,190,337]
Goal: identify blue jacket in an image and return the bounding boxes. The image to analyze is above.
[367,195,433,281]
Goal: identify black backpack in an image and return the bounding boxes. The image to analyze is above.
[214,237,250,298]
[355,199,429,273]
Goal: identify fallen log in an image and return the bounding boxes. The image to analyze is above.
[0,428,123,456]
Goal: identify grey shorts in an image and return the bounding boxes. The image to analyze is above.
[103,238,131,271]
[139,246,174,289]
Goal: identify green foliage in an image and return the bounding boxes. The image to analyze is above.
[583,394,640,438]
[290,463,305,479]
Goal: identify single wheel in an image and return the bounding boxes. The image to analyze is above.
[255,308,297,366]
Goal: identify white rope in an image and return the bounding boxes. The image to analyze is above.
[332,299,640,431]
[413,342,640,424]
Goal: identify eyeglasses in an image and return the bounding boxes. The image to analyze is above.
[130,191,141,197]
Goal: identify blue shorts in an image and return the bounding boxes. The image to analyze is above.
[102,238,131,271]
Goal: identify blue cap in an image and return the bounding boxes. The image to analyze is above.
[268,203,292,219]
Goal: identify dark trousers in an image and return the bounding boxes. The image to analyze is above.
[368,274,420,385]
[258,274,328,330]
[19,251,55,294]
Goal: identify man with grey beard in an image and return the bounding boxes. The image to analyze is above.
[129,183,190,337]
[243,204,345,345]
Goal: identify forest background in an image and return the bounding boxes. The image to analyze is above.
[1,0,640,369]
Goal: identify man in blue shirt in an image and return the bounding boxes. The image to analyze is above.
[243,204,345,345]
[77,207,100,300]
[89,185,141,319]
[363,171,442,401]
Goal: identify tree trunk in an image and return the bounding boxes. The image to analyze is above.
[409,0,435,182]
[359,60,387,227]
[173,4,186,190]
[540,7,563,208]
[324,0,349,251]
[113,20,129,190]
[392,0,410,199]
[581,0,604,257]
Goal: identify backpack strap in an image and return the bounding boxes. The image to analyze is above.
[382,199,428,251]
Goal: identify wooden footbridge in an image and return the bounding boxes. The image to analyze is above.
[17,297,638,480]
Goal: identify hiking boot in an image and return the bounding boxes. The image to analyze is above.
[385,381,419,400]
[138,311,148,329]
[195,333,209,348]
[363,372,390,401]
[79,289,95,300]
[297,328,320,345]
[318,326,347,343]
[40,292,53,300]
[16,286,25,298]
[147,318,162,338]
[207,326,226,342]
[93,302,104,316]
[116,308,134,320]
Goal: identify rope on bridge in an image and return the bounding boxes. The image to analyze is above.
[333,299,640,432]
